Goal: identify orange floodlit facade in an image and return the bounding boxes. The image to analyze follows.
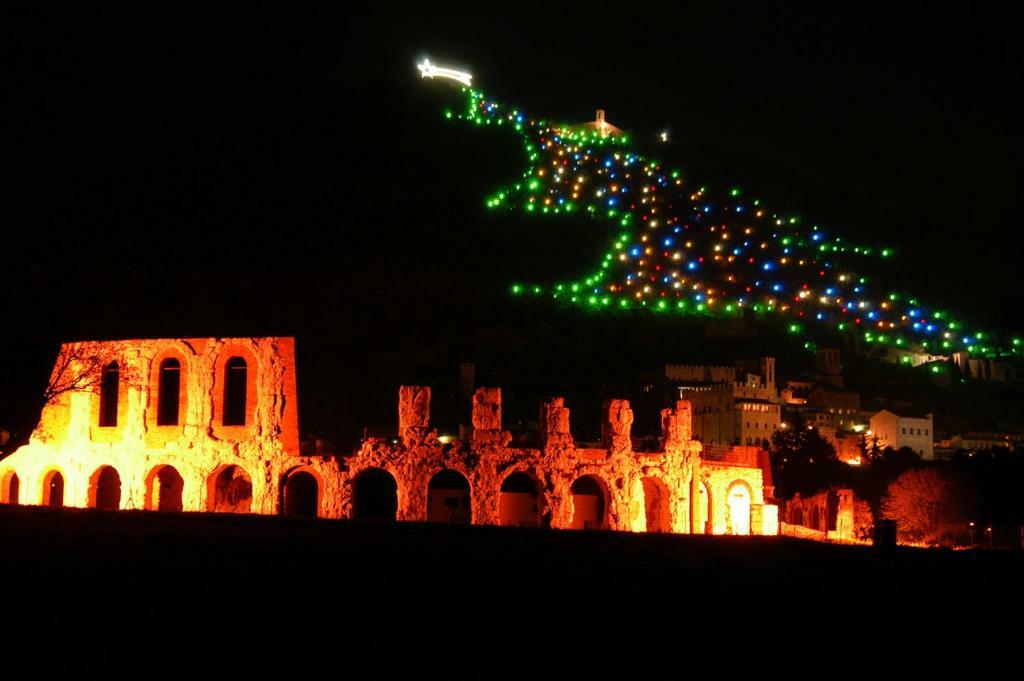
[0,337,778,535]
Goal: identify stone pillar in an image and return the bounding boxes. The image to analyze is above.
[675,400,692,441]
[540,398,573,449]
[471,387,504,444]
[398,386,431,446]
[601,399,633,451]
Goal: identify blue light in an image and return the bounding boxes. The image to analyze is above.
[763,262,774,271]
[630,247,641,257]
[688,261,698,271]
[663,238,674,247]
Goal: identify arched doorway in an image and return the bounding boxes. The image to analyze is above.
[146,465,184,512]
[207,465,252,513]
[570,475,608,530]
[698,482,710,534]
[498,472,542,527]
[427,469,471,524]
[641,477,670,533]
[352,468,398,520]
[1,472,18,505]
[283,471,319,518]
[727,482,752,535]
[44,471,64,508]
[90,466,121,510]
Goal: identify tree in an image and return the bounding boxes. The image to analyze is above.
[770,413,837,465]
[881,467,955,545]
[0,341,135,458]
[770,413,843,497]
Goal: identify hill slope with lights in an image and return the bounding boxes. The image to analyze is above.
[420,63,1020,360]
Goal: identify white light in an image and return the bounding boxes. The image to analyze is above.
[417,58,472,87]
[660,131,669,142]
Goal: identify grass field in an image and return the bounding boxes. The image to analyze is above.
[2,505,1020,674]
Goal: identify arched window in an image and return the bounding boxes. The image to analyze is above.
[157,358,181,426]
[99,361,119,427]
[223,357,247,426]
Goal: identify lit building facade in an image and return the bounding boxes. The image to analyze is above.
[681,358,781,448]
[869,409,934,459]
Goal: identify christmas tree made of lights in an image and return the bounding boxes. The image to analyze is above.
[420,62,1020,359]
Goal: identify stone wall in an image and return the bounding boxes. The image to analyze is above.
[781,488,870,542]
[1,338,778,536]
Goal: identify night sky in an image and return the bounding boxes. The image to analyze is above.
[4,6,1021,441]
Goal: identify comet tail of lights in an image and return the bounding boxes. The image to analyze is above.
[417,58,472,87]
[419,65,1019,358]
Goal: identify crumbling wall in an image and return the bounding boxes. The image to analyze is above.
[2,347,776,536]
[781,488,864,542]
[1,337,307,514]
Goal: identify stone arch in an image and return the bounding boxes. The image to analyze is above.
[697,481,711,534]
[726,480,753,535]
[149,348,191,428]
[223,357,248,426]
[570,474,610,530]
[810,505,821,531]
[351,467,398,521]
[282,468,320,518]
[640,476,671,533]
[213,344,258,434]
[42,469,65,508]
[427,469,471,524]
[88,466,122,510]
[1,470,19,505]
[145,465,184,512]
[498,471,544,528]
[792,504,804,526]
[826,490,840,532]
[99,361,120,427]
[206,465,253,513]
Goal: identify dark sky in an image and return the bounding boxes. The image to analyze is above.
[3,5,1021,437]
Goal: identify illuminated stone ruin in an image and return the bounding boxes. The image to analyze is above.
[0,337,778,535]
[780,488,873,542]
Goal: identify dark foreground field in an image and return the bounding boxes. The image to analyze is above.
[2,506,1021,674]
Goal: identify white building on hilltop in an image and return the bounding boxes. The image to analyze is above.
[869,409,934,460]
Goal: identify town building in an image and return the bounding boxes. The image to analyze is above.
[0,337,778,536]
[679,358,782,448]
[869,408,934,459]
